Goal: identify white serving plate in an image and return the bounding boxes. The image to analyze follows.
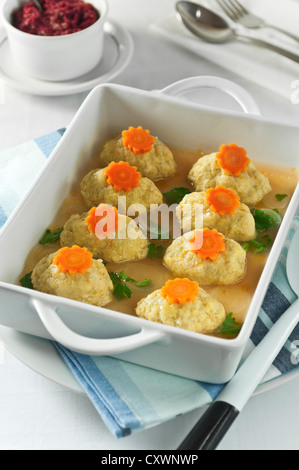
[0,77,298,384]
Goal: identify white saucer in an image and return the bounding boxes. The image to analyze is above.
[0,20,134,96]
[1,324,298,397]
[0,325,83,393]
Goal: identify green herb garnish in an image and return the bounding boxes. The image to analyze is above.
[147,243,166,259]
[117,270,151,287]
[135,279,152,287]
[163,187,191,205]
[219,312,242,337]
[19,271,34,289]
[275,193,288,201]
[242,234,273,254]
[251,208,281,233]
[109,270,151,301]
[112,282,133,301]
[39,227,63,244]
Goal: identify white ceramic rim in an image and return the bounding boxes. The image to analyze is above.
[0,78,299,389]
[1,324,297,396]
[160,76,261,115]
[0,78,298,354]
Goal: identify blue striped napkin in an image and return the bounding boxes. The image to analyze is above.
[1,129,299,438]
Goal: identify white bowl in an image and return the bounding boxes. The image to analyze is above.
[0,77,298,383]
[0,0,108,81]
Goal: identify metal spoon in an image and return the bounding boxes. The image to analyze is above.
[32,0,43,11]
[176,1,299,64]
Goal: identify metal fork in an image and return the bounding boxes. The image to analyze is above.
[216,0,299,43]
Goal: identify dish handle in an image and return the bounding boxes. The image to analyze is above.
[31,298,165,355]
[159,76,260,115]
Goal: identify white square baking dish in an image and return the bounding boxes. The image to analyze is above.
[0,78,298,384]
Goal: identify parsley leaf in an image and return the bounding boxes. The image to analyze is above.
[251,208,281,233]
[242,234,273,253]
[147,243,166,259]
[275,193,288,201]
[19,271,34,289]
[109,272,133,300]
[112,282,132,301]
[109,270,151,301]
[118,271,136,283]
[218,312,242,337]
[39,227,63,244]
[109,271,122,285]
[163,187,191,205]
[118,270,151,286]
[251,208,273,232]
[135,279,152,287]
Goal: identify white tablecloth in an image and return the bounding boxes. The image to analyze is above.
[1,0,299,450]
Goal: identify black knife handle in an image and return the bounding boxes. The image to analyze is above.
[177,401,239,450]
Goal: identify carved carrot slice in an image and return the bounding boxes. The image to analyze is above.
[161,278,200,305]
[122,126,155,154]
[85,204,118,239]
[206,185,240,216]
[189,228,225,261]
[53,245,93,275]
[216,143,250,176]
[105,161,141,192]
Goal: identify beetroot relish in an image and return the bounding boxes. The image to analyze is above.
[12,0,99,36]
